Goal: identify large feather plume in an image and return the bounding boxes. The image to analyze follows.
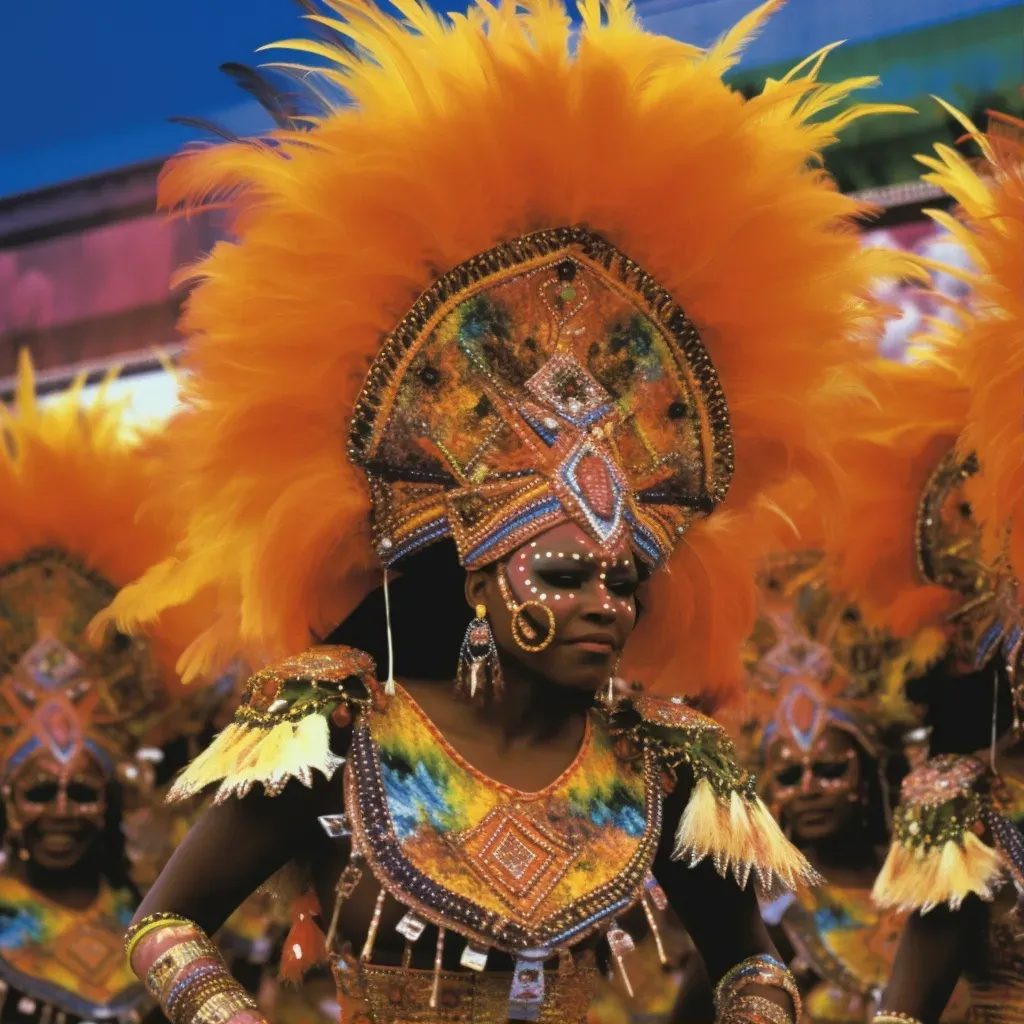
[919,106,1024,574]
[0,352,211,697]
[99,0,918,697]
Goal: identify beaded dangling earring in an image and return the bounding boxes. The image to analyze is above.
[456,605,503,702]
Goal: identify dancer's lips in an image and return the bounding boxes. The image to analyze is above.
[563,632,617,653]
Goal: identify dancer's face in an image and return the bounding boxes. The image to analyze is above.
[6,751,107,871]
[468,523,640,692]
[765,726,862,844]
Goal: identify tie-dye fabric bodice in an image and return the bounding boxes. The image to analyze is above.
[783,885,904,1023]
[176,645,818,1023]
[346,686,660,954]
[0,875,147,1020]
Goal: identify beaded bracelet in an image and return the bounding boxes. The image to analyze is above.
[715,954,801,1024]
[126,917,267,1024]
[146,939,222,1001]
[194,991,259,1024]
[165,963,229,1018]
[721,994,794,1024]
[170,975,241,1024]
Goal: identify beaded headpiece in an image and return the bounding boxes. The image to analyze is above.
[350,228,731,570]
[759,677,879,764]
[98,0,918,695]
[737,547,931,769]
[0,354,217,779]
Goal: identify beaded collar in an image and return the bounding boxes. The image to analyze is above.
[344,686,660,958]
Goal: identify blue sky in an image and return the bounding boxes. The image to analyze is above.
[1,0,1019,198]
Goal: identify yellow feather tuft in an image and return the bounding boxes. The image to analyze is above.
[673,779,821,894]
[873,831,1007,912]
[168,714,345,804]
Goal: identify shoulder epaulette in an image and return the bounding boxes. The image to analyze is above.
[873,754,1013,912]
[168,646,378,804]
[623,693,820,894]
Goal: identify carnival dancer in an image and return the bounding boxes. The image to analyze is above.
[735,538,960,1024]
[0,356,215,1024]
[870,110,1024,1024]
[96,1,920,1021]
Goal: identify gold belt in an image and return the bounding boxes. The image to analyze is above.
[332,958,600,1024]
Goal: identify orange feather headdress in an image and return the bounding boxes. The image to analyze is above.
[98,0,919,699]
[832,358,968,639]
[0,353,217,770]
[919,107,1024,576]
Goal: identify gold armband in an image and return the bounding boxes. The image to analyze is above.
[874,1013,924,1024]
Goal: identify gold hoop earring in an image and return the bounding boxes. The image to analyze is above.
[510,601,556,653]
[495,562,556,653]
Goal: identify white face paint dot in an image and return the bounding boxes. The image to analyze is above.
[546,552,553,558]
[558,553,564,558]
[554,594,561,600]
[525,579,532,587]
[534,553,541,560]
[539,594,547,601]
[518,565,526,572]
[572,553,581,561]
[530,587,538,595]
[531,542,537,547]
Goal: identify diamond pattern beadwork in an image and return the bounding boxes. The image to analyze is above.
[345,685,662,955]
[347,227,733,571]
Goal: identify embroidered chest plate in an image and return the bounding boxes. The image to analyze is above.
[0,876,147,1018]
[345,688,661,954]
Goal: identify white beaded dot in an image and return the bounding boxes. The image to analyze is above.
[539,593,548,600]
[572,553,581,561]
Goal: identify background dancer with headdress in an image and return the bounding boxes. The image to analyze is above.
[871,109,1024,1024]
[733,526,966,1024]
[0,354,220,1024]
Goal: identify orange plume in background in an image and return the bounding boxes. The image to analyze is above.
[831,358,967,638]
[0,352,212,710]
[918,106,1024,576]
